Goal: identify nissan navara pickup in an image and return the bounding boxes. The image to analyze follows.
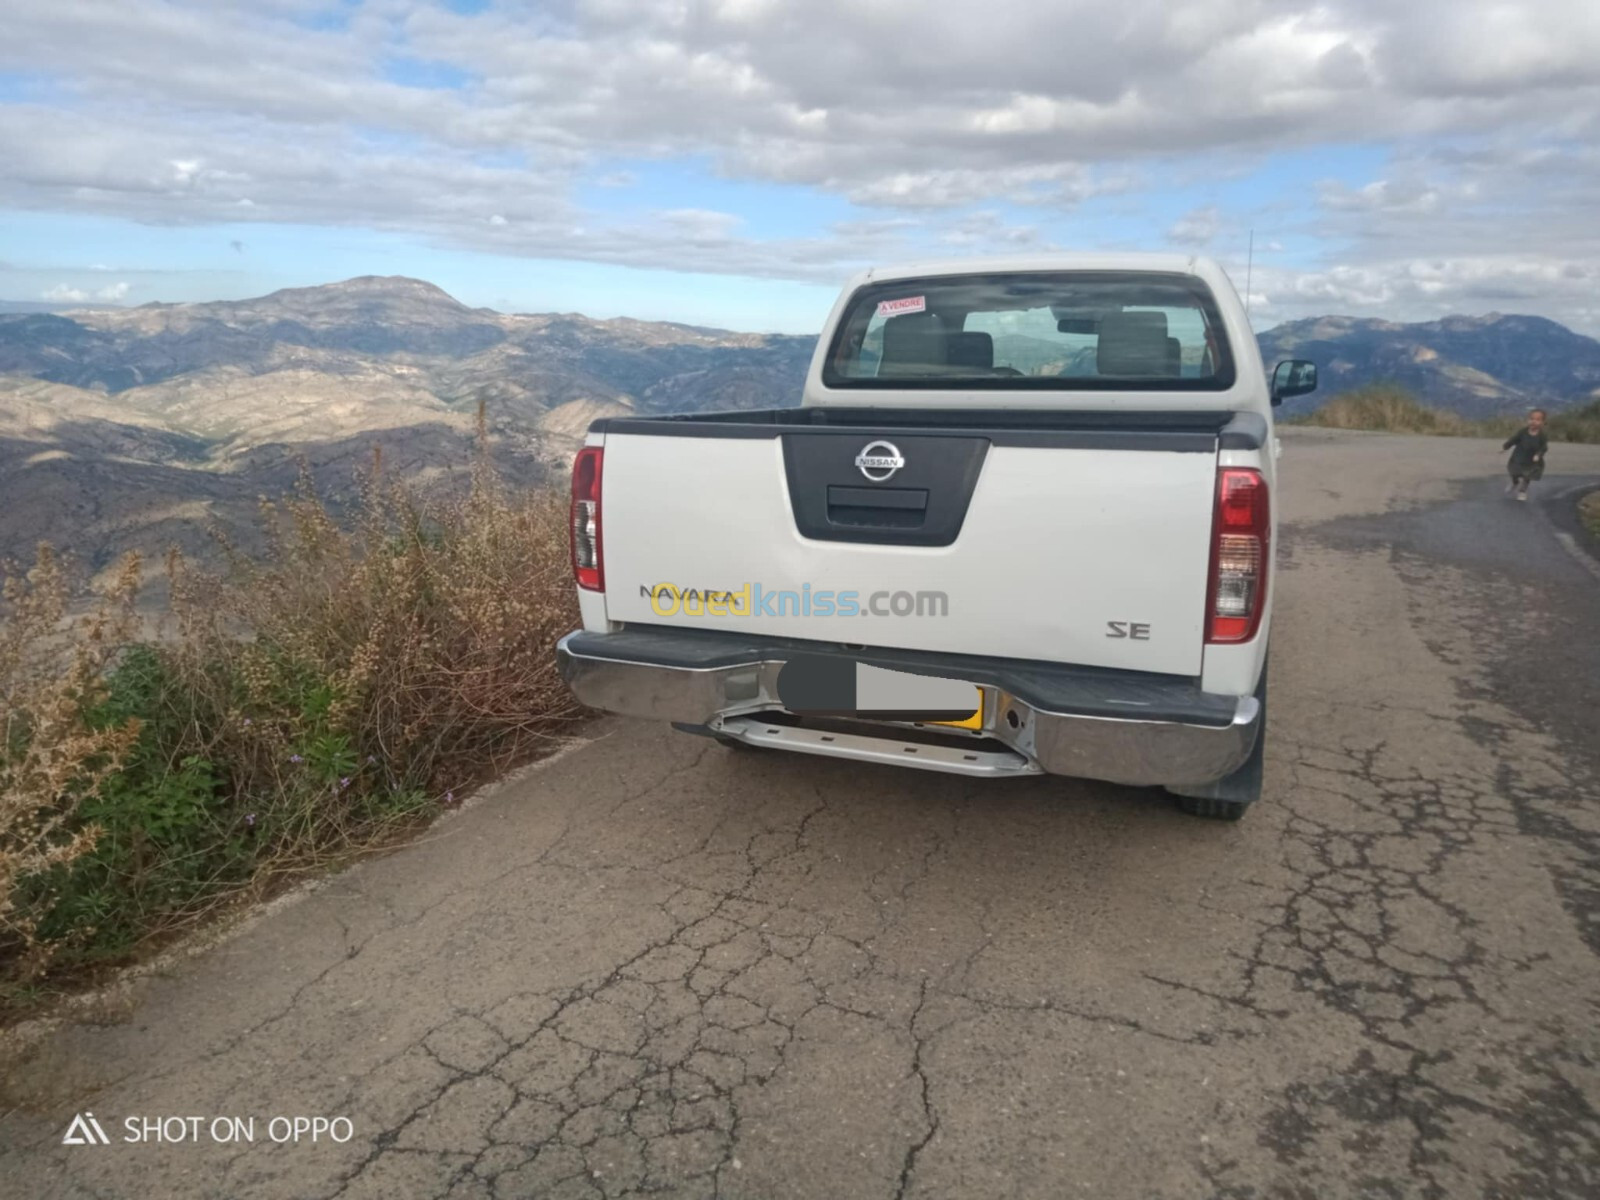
[555,254,1317,819]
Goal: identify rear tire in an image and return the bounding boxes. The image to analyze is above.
[1174,794,1249,821]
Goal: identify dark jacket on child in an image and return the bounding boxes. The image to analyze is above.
[1503,427,1548,480]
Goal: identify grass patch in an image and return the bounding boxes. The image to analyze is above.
[1293,386,1600,444]
[1,449,580,1015]
[1580,492,1600,541]
[1290,385,1473,435]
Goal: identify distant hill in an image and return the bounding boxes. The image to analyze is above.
[0,276,814,577]
[1257,313,1600,418]
[0,300,124,315]
[0,276,814,404]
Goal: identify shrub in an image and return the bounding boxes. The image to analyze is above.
[22,644,236,959]
[1291,385,1471,435]
[1547,400,1600,445]
[1,454,580,1000]
[1294,386,1600,444]
[0,550,143,982]
[1580,491,1600,540]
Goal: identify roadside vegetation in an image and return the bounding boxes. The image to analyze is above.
[1293,384,1600,444]
[0,443,579,1016]
[1580,492,1600,540]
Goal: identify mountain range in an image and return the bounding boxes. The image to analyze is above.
[3,275,1597,579]
[1257,312,1600,418]
[0,277,812,579]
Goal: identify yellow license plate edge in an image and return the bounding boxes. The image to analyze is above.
[930,688,985,730]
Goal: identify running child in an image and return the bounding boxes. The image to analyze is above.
[1502,409,1548,501]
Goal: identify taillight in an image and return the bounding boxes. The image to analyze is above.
[570,446,604,591]
[1205,467,1268,643]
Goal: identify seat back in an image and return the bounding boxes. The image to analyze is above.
[946,331,995,371]
[878,313,948,377]
[1096,311,1171,377]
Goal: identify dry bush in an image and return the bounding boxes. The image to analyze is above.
[170,454,583,809]
[1294,385,1471,435]
[1580,491,1600,540]
[1546,400,1600,445]
[1,451,581,998]
[1297,388,1600,444]
[0,548,142,980]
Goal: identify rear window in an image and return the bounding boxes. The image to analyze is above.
[822,271,1235,391]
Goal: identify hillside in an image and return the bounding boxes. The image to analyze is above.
[0,277,814,576]
[1257,313,1600,418]
[0,276,815,406]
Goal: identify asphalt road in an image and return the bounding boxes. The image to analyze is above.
[4,429,1600,1200]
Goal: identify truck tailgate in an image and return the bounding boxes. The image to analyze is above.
[598,425,1218,676]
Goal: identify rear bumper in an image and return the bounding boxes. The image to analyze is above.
[557,627,1261,787]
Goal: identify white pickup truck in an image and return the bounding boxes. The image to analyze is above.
[556,254,1316,819]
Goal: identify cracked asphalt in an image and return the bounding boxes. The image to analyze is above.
[3,429,1600,1199]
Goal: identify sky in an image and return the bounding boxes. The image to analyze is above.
[2,0,1599,334]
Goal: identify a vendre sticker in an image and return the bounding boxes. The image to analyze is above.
[876,295,926,318]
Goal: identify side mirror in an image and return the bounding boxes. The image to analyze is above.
[1270,359,1317,406]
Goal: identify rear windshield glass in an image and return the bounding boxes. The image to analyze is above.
[822,271,1235,391]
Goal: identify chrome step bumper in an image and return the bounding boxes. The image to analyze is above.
[713,714,1040,778]
[556,629,1261,787]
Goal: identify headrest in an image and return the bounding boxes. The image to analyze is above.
[1096,310,1171,377]
[946,331,994,371]
[878,313,947,377]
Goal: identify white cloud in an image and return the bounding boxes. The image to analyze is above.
[653,208,745,240]
[1168,206,1223,248]
[8,1,1596,205]
[41,280,131,303]
[1319,178,1444,215]
[841,164,1120,210]
[0,0,1598,326]
[1250,256,1600,327]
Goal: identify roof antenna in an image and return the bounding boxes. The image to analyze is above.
[1244,229,1254,323]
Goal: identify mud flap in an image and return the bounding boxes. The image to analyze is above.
[1164,662,1268,807]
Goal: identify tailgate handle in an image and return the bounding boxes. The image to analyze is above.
[826,486,928,511]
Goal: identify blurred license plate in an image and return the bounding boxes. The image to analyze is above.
[929,688,984,730]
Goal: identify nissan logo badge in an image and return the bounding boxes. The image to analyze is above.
[854,440,905,482]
